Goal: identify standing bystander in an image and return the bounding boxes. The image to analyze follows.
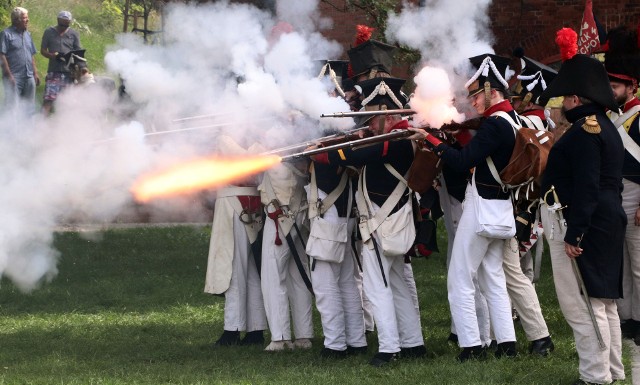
[0,7,39,116]
[40,10,81,116]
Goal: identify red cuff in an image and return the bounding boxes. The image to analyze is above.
[312,152,329,164]
[425,133,443,147]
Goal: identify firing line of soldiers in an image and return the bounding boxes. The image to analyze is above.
[203,23,640,384]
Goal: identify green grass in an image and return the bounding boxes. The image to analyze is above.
[0,225,633,384]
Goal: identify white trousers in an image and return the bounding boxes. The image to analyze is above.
[261,211,314,341]
[618,179,640,321]
[503,238,549,341]
[223,215,268,332]
[352,242,375,332]
[438,179,490,346]
[447,186,516,348]
[541,206,625,383]
[362,201,424,353]
[520,250,535,282]
[311,218,367,350]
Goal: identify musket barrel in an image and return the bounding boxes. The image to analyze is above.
[321,109,416,118]
[262,126,370,155]
[280,129,412,162]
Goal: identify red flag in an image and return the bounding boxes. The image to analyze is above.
[578,0,601,54]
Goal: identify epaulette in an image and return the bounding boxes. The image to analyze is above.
[582,115,601,134]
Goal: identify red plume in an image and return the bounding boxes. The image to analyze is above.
[556,28,578,61]
[354,25,374,46]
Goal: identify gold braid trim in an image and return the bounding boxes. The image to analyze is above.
[483,81,491,110]
[582,115,601,134]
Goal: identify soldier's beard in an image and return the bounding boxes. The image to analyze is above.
[615,93,629,106]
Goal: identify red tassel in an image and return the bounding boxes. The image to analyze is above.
[267,208,283,245]
[354,25,374,46]
[274,227,282,245]
[556,28,578,61]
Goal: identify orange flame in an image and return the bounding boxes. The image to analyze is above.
[131,155,281,202]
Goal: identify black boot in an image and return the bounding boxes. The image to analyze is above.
[369,352,398,367]
[495,341,517,358]
[457,345,487,362]
[447,333,458,344]
[214,330,240,346]
[621,319,638,339]
[529,336,554,356]
[240,330,264,346]
[320,347,347,359]
[346,345,368,355]
[400,345,427,359]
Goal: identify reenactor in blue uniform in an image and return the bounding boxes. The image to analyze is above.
[312,77,426,367]
[409,54,518,361]
[539,28,626,385]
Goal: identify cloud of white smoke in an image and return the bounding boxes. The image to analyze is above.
[385,0,496,122]
[0,0,350,292]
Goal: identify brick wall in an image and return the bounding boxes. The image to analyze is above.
[489,0,640,63]
[316,0,640,66]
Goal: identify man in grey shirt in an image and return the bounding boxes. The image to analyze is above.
[40,10,81,116]
[0,7,40,115]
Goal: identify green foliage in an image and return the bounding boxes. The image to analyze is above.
[343,0,421,75]
[0,0,17,27]
[97,0,123,31]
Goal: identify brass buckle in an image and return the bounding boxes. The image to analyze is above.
[239,209,255,224]
[265,199,280,214]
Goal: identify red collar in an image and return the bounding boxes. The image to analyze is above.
[483,100,513,117]
[521,109,546,120]
[384,119,410,133]
[623,97,640,113]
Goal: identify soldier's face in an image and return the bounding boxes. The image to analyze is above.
[610,81,634,105]
[561,95,579,117]
[468,91,485,115]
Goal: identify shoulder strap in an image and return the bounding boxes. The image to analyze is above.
[613,105,640,128]
[308,163,349,219]
[486,156,505,188]
[614,105,640,164]
[492,110,520,135]
[519,114,545,131]
[357,165,409,242]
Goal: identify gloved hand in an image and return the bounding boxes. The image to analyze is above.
[55,52,66,63]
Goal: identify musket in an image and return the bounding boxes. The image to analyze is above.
[172,111,240,123]
[321,109,416,118]
[263,126,371,155]
[280,129,412,162]
[543,185,606,350]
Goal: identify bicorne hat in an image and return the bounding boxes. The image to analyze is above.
[347,25,396,80]
[465,54,513,97]
[512,53,558,106]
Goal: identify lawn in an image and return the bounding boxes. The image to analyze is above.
[0,224,633,384]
